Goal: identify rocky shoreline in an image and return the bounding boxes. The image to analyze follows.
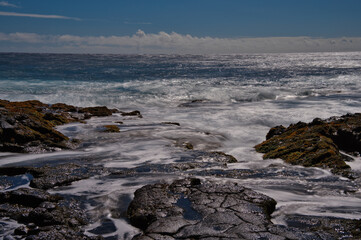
[1,99,361,239]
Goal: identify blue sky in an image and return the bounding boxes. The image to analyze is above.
[1,0,361,53]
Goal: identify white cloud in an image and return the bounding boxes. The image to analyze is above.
[0,11,80,20]
[0,1,18,8]
[0,30,361,54]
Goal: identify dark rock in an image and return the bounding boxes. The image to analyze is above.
[0,100,73,153]
[24,225,103,240]
[0,187,98,240]
[208,151,238,163]
[127,178,279,239]
[28,163,102,190]
[80,106,117,117]
[102,125,120,133]
[0,163,103,190]
[50,103,77,112]
[183,142,194,150]
[0,99,122,153]
[178,99,208,107]
[121,110,143,118]
[284,214,361,239]
[0,188,58,208]
[127,179,361,239]
[255,113,361,177]
[161,122,180,126]
[266,125,286,140]
[14,225,27,235]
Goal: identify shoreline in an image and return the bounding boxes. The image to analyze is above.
[1,99,361,239]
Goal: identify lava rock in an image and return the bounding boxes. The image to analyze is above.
[207,151,238,163]
[121,110,143,118]
[161,122,180,126]
[28,163,102,190]
[0,163,103,190]
[127,178,361,239]
[80,106,118,117]
[284,214,361,239]
[102,125,120,133]
[0,99,121,153]
[0,187,98,239]
[255,113,361,177]
[127,178,279,239]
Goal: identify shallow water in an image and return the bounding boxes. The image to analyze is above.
[1,52,361,239]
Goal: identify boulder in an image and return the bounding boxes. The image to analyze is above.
[80,106,118,117]
[102,125,120,133]
[0,163,103,190]
[0,99,119,153]
[0,187,101,240]
[121,110,143,118]
[127,178,279,239]
[255,113,361,177]
[127,178,361,239]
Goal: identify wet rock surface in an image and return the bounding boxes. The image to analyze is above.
[255,113,361,177]
[284,215,361,239]
[0,99,120,153]
[127,178,361,240]
[127,178,274,239]
[121,110,143,118]
[0,187,101,240]
[0,163,104,191]
[2,101,361,239]
[102,125,121,133]
[0,163,106,239]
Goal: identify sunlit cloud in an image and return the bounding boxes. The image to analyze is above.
[0,30,361,54]
[0,11,80,20]
[0,1,18,8]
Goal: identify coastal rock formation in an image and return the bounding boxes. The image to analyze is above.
[121,110,143,118]
[127,178,361,240]
[0,99,119,153]
[0,163,107,239]
[127,178,279,239]
[0,188,101,240]
[102,124,120,133]
[255,113,361,177]
[0,163,104,190]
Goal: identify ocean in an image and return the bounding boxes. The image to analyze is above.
[1,52,361,239]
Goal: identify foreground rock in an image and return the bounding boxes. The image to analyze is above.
[0,99,119,153]
[0,188,101,240]
[127,178,278,239]
[0,163,107,239]
[127,178,361,240]
[0,163,104,190]
[255,113,361,178]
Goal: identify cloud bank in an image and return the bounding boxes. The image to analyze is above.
[0,11,80,20]
[0,30,361,54]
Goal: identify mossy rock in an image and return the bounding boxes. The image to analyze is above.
[255,113,361,178]
[103,125,120,133]
[0,99,121,153]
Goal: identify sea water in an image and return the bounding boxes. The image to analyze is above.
[0,52,361,239]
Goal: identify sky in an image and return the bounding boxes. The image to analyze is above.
[0,0,361,54]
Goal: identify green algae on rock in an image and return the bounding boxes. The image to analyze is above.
[103,124,120,133]
[0,99,120,153]
[255,113,361,178]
